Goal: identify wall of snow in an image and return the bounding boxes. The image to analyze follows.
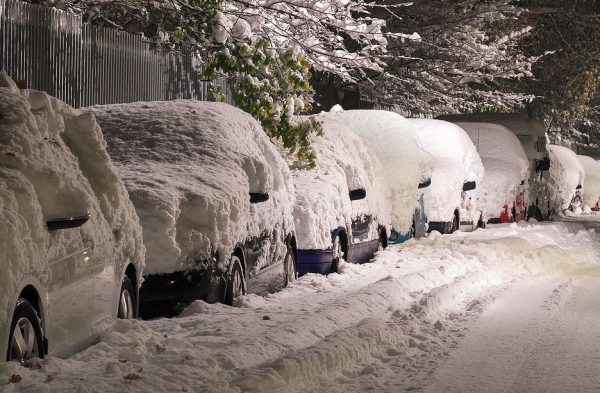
[284,116,391,250]
[0,72,145,324]
[409,119,484,224]
[577,155,600,209]
[320,110,433,234]
[89,101,295,275]
[547,145,585,212]
[457,122,529,220]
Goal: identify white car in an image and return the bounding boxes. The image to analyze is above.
[456,122,529,223]
[409,119,484,234]
[90,100,297,318]
[547,145,585,215]
[0,73,145,364]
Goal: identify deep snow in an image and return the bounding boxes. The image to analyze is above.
[1,221,598,392]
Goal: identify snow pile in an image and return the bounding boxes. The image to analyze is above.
[578,155,600,210]
[320,110,434,234]
[409,119,484,223]
[0,72,144,323]
[88,101,294,275]
[457,122,529,219]
[2,222,598,392]
[547,145,585,212]
[284,116,390,250]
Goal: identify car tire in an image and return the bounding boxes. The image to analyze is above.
[285,249,297,286]
[7,299,45,365]
[225,256,245,306]
[451,212,459,233]
[118,277,137,319]
[330,235,343,274]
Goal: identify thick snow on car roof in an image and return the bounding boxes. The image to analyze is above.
[456,122,529,219]
[89,100,294,275]
[284,116,391,249]
[409,119,484,223]
[547,145,585,211]
[320,109,433,234]
[577,155,600,209]
[0,72,145,321]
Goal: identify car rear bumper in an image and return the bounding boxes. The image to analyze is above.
[297,249,333,275]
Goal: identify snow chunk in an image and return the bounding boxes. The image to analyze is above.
[409,119,484,223]
[88,100,294,275]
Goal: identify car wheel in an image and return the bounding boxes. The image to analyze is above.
[118,277,136,319]
[7,299,44,365]
[225,256,245,306]
[285,249,297,286]
[451,212,459,233]
[330,235,343,274]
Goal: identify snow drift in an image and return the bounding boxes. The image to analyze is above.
[457,122,529,220]
[409,119,484,224]
[0,72,144,324]
[547,145,584,212]
[321,110,433,234]
[88,101,295,275]
[283,115,390,250]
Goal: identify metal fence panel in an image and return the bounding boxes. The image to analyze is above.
[0,0,229,108]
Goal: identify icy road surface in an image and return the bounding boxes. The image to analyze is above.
[1,222,600,392]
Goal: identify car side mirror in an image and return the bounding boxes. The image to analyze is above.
[349,189,366,201]
[47,212,90,231]
[576,184,582,190]
[535,156,550,172]
[418,178,432,189]
[249,192,269,204]
[462,181,476,192]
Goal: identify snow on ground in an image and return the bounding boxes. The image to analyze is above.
[1,221,599,392]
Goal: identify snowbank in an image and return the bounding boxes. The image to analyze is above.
[457,122,529,219]
[320,110,433,234]
[283,116,390,250]
[88,101,294,275]
[547,145,584,212]
[577,155,600,210]
[409,119,484,223]
[0,72,144,323]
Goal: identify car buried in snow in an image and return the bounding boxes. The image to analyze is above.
[408,119,485,234]
[282,115,391,275]
[547,145,585,216]
[321,108,434,245]
[0,74,144,365]
[438,113,551,221]
[455,122,529,224]
[89,100,298,318]
[577,155,600,212]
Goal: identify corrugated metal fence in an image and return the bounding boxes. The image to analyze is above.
[0,0,229,108]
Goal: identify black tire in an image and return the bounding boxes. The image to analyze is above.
[225,256,245,306]
[118,277,137,319]
[285,249,297,286]
[7,299,45,365]
[477,213,485,229]
[451,211,459,233]
[330,235,343,274]
[378,229,388,251]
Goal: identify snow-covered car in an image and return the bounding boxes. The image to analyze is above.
[547,145,585,215]
[408,119,484,234]
[456,122,529,223]
[438,113,550,220]
[89,101,297,318]
[578,155,600,211]
[322,109,434,244]
[0,73,145,365]
[283,115,391,275]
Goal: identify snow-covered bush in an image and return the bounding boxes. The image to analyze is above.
[0,72,144,324]
[457,122,529,220]
[577,155,600,210]
[88,101,294,275]
[321,109,433,234]
[283,115,390,250]
[409,119,484,225]
[547,145,585,212]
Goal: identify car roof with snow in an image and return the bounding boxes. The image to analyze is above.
[319,109,433,234]
[283,115,390,249]
[547,145,585,211]
[455,122,529,216]
[408,119,484,222]
[88,100,294,275]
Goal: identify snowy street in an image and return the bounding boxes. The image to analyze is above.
[2,221,600,392]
